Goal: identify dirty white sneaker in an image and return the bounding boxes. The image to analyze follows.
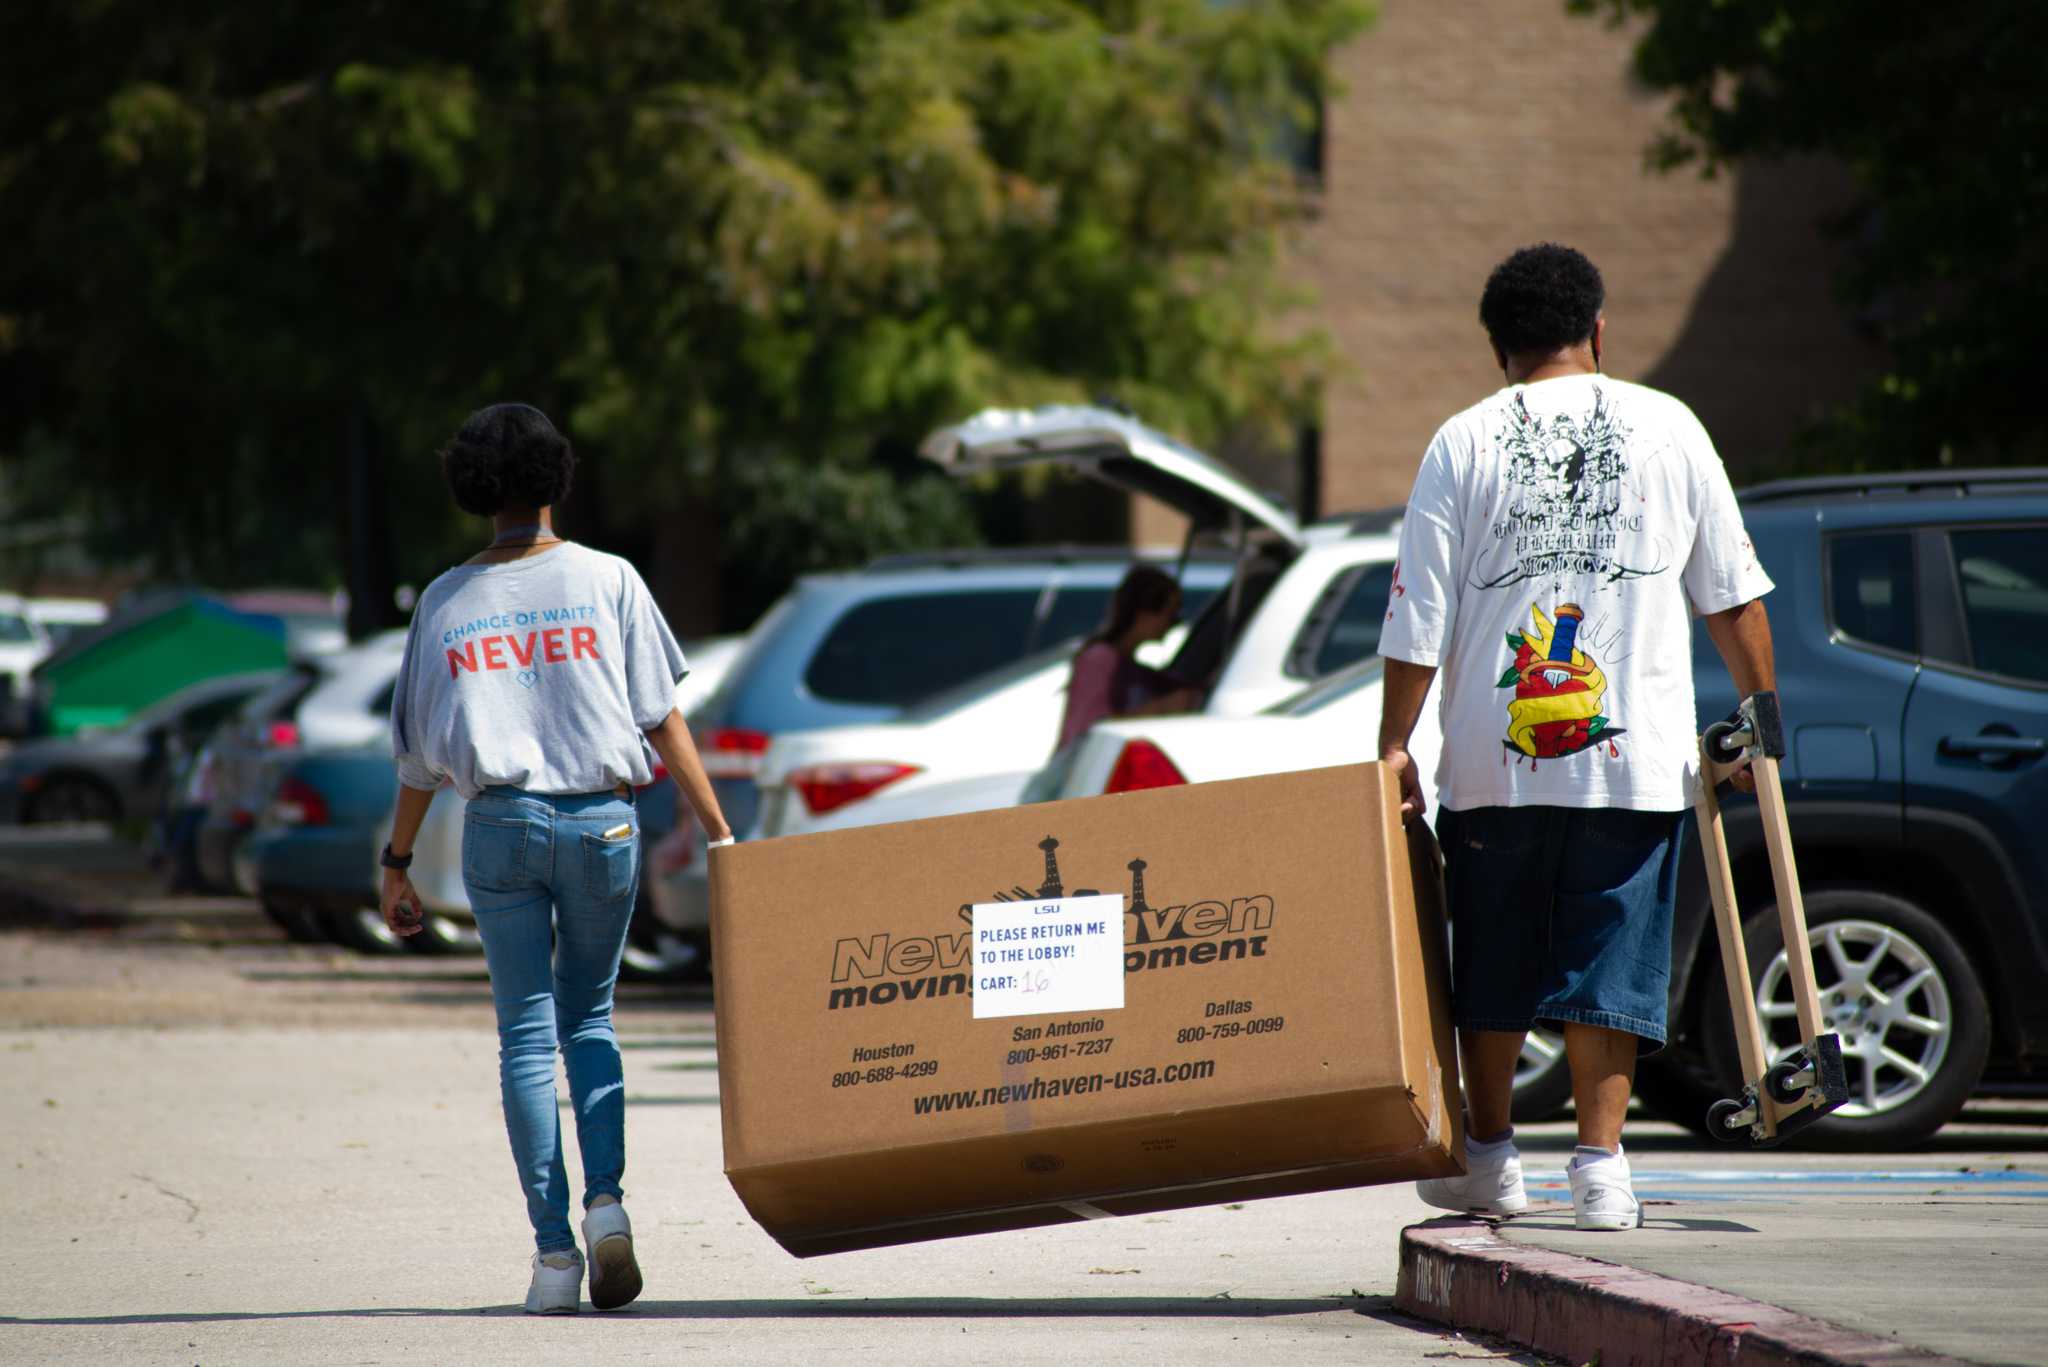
[1417,1134,1528,1216]
[524,1248,583,1314]
[581,1197,643,1310]
[1569,1147,1642,1231]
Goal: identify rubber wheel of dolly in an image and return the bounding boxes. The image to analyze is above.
[1702,887,1990,1150]
[1765,1057,1810,1107]
[1706,1097,1750,1142]
[1703,719,1746,766]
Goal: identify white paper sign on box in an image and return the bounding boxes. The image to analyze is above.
[970,894,1126,1020]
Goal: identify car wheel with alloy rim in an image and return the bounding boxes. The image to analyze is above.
[323,905,409,955]
[1510,1028,1574,1122]
[26,775,121,824]
[405,912,483,955]
[619,889,709,982]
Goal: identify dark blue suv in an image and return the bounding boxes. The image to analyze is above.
[1637,469,2048,1148]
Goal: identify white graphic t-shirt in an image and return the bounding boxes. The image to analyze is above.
[1379,374,1772,812]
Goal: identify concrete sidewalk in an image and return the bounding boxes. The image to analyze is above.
[1395,1127,2048,1365]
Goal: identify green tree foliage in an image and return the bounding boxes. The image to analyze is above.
[0,1,1369,629]
[1571,0,2048,469]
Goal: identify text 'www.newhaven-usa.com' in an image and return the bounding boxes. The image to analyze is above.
[911,1059,1217,1115]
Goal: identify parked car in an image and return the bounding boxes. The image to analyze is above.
[1629,467,2048,1149]
[238,746,473,952]
[675,634,744,717]
[659,547,1233,935]
[0,593,52,736]
[748,626,1193,841]
[246,635,739,970]
[3,597,109,735]
[24,596,110,648]
[1025,655,1431,795]
[193,631,407,892]
[925,406,1405,722]
[0,670,282,824]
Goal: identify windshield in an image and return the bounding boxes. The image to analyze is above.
[235,664,322,723]
[1264,657,1386,717]
[121,672,281,733]
[0,613,36,644]
[899,637,1084,722]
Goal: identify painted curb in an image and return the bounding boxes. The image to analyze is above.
[1395,1215,1973,1366]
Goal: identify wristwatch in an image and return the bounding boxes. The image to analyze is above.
[380,844,414,870]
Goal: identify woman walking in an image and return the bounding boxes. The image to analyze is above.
[1053,564,1203,751]
[380,403,733,1313]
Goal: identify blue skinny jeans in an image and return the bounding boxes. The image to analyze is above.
[462,786,640,1254]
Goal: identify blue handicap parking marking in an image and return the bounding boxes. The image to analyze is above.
[1523,1167,2048,1204]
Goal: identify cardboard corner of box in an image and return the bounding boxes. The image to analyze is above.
[708,761,1465,1255]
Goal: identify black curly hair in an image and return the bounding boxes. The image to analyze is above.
[1478,243,1605,358]
[439,403,576,517]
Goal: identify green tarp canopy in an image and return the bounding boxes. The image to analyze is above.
[32,593,310,735]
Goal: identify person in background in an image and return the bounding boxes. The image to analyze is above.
[1377,244,1776,1231]
[380,403,734,1313]
[1054,564,1202,751]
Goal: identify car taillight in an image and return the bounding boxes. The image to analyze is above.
[790,762,920,816]
[269,775,330,826]
[1104,740,1187,794]
[699,727,770,779]
[266,720,302,748]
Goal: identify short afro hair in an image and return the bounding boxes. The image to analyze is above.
[439,403,576,517]
[1478,243,1605,357]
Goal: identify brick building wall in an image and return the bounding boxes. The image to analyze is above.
[1135,0,1880,545]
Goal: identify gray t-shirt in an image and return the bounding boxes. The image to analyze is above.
[390,543,687,799]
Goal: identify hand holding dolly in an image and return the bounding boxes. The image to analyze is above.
[1695,690,1852,1145]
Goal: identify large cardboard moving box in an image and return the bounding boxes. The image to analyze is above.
[709,761,1462,1257]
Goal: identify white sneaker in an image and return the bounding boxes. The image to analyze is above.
[1569,1147,1642,1231]
[581,1198,643,1311]
[524,1248,583,1314]
[1418,1137,1528,1217]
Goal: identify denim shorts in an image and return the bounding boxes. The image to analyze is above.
[1435,804,1685,1053]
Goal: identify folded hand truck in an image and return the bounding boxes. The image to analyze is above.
[1695,690,1852,1145]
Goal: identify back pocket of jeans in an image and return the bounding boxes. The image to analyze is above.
[582,829,639,904]
[462,814,530,892]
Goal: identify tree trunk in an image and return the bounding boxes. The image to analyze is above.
[647,489,724,639]
[344,405,400,640]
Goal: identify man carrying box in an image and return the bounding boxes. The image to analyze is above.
[1376,243,1778,1230]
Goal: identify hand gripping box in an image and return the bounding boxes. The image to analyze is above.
[708,761,1463,1256]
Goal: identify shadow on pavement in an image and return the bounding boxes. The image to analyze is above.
[1506,1212,1760,1234]
[8,1294,1392,1325]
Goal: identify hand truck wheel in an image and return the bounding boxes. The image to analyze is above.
[1765,1057,1811,1107]
[1703,719,1747,766]
[1706,1097,1751,1143]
